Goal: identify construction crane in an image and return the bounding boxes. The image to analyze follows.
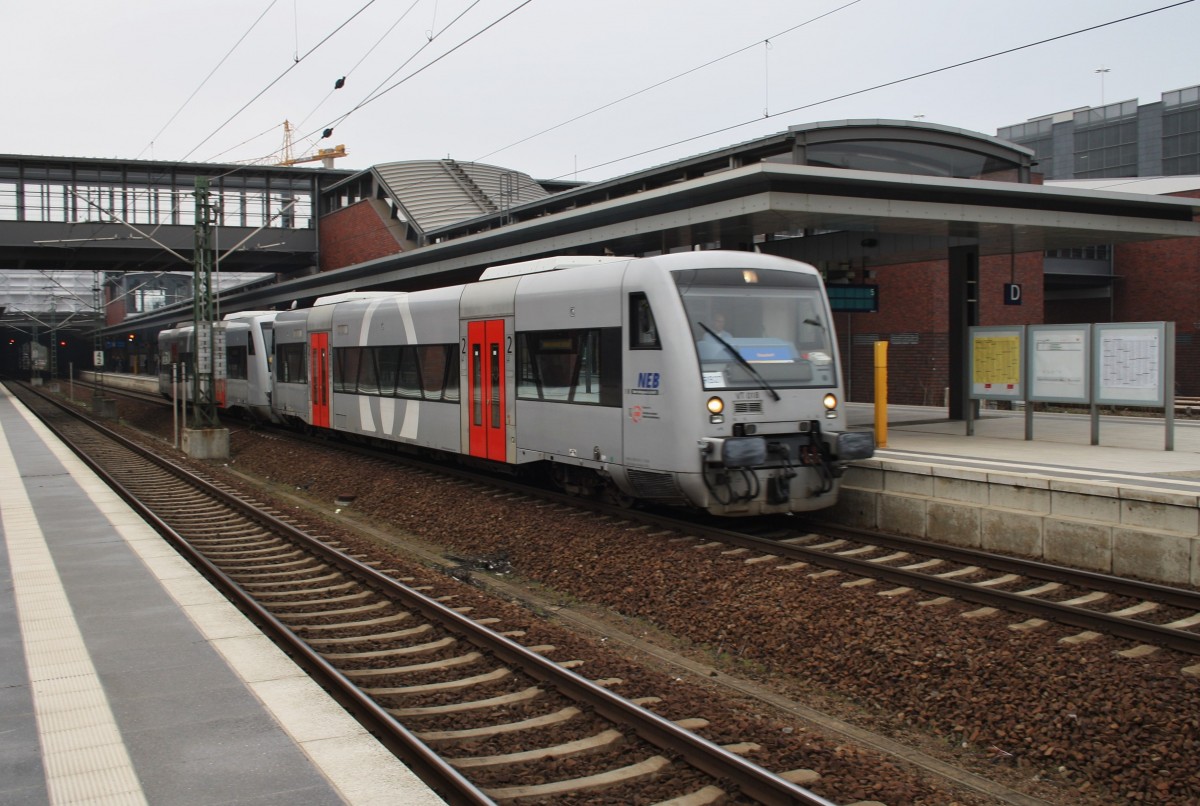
[275,120,348,168]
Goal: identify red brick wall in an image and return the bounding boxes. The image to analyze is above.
[106,293,127,327]
[832,252,1043,404]
[319,199,405,272]
[1045,297,1111,325]
[1110,193,1200,394]
[839,331,949,406]
[978,252,1044,325]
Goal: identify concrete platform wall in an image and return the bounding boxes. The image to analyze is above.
[78,371,159,395]
[829,459,1200,587]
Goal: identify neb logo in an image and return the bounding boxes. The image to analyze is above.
[637,372,660,389]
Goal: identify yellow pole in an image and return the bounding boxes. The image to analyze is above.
[874,340,888,448]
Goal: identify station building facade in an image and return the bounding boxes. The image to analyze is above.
[315,104,1200,405]
[995,83,1200,400]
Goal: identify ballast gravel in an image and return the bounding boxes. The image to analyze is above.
[109,400,1200,805]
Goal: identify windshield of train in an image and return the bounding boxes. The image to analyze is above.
[673,267,836,391]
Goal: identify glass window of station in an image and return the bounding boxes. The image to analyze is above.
[1163,85,1200,176]
[1073,101,1138,178]
[0,161,315,228]
[798,139,1024,180]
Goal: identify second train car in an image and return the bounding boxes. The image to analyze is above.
[158,310,279,423]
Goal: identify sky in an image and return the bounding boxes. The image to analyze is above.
[3,0,1197,183]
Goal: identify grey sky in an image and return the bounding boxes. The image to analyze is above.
[4,0,1196,181]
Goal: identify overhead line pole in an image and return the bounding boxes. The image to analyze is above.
[191,178,222,429]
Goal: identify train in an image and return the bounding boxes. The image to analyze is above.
[159,251,873,516]
[158,310,278,423]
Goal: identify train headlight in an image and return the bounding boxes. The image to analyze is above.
[707,396,725,423]
[823,393,838,418]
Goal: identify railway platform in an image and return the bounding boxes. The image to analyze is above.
[0,384,445,805]
[841,403,1200,587]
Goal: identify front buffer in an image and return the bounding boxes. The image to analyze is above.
[695,424,874,516]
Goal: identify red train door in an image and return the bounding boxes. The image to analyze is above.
[309,331,330,428]
[467,319,506,461]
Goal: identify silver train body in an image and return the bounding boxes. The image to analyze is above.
[164,252,873,515]
[158,311,279,423]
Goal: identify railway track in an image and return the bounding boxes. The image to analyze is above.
[77,376,1200,668]
[709,518,1200,667]
[11,381,838,806]
[549,499,1200,672]
[31,378,1200,801]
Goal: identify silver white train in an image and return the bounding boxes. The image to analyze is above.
[158,311,278,423]
[162,252,873,516]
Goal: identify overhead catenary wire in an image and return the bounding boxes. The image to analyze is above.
[68,0,1193,286]
[571,0,1197,179]
[473,0,862,165]
[136,0,281,160]
[294,1,862,245]
[292,0,535,148]
[409,0,1194,227]
[181,0,381,162]
[115,0,386,270]
[292,0,425,134]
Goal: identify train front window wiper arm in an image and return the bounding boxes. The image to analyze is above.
[699,323,781,401]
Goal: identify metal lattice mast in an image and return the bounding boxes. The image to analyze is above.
[192,177,220,428]
[93,270,104,400]
[48,296,58,379]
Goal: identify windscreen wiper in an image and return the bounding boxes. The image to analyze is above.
[699,323,781,401]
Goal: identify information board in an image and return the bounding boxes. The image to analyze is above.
[1093,322,1166,406]
[1028,325,1089,403]
[827,284,879,313]
[969,326,1024,400]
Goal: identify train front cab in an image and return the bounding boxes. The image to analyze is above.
[155,325,228,409]
[616,252,873,516]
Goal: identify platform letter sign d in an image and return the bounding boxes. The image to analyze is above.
[1004,283,1022,306]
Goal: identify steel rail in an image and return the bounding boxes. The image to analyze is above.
[624,510,1200,656]
[230,414,1200,657]
[12,383,490,806]
[806,520,1200,612]
[16,382,835,806]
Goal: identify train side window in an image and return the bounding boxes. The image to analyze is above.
[358,347,381,395]
[262,323,275,367]
[397,346,421,398]
[471,344,483,426]
[629,293,661,350]
[417,344,450,400]
[517,328,621,407]
[333,347,360,393]
[441,346,460,402]
[275,343,307,384]
[226,345,248,380]
[376,346,400,397]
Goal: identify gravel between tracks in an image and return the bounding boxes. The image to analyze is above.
[111,400,1200,805]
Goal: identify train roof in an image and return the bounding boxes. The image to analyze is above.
[479,256,625,281]
[312,291,405,306]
